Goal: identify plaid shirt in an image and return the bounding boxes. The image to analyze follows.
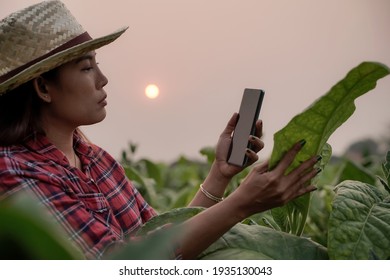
[0,132,157,259]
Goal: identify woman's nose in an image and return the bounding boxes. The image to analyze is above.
[97,67,108,88]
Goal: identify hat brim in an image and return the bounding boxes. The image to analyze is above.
[0,26,128,95]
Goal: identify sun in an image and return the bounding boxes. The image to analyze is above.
[145,84,160,99]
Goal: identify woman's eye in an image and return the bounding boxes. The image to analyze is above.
[80,60,99,72]
[82,66,93,71]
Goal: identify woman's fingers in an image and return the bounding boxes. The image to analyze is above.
[287,155,321,184]
[296,173,318,195]
[284,156,321,201]
[273,140,306,175]
[246,120,264,155]
[268,140,321,202]
[248,135,264,153]
[245,148,259,166]
[221,113,239,139]
[253,160,270,173]
[254,119,263,139]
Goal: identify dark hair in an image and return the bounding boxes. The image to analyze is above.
[0,68,58,145]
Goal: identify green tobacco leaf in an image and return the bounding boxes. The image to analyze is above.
[328,180,390,259]
[198,223,328,260]
[109,226,178,260]
[136,207,327,260]
[136,207,204,236]
[0,195,83,260]
[268,62,389,234]
[337,160,377,186]
[269,62,389,171]
[124,165,159,207]
[382,151,390,192]
[139,159,164,189]
[199,146,216,165]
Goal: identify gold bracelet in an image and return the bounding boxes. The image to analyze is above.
[200,184,224,203]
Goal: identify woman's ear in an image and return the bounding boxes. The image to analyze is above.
[33,77,52,103]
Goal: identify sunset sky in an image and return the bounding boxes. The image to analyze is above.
[2,0,390,163]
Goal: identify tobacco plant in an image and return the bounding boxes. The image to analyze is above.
[268,62,389,236]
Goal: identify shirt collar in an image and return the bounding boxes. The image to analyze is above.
[73,132,94,159]
[23,132,95,164]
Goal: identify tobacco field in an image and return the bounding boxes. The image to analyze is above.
[1,62,389,260]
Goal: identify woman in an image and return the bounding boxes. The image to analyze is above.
[0,1,320,259]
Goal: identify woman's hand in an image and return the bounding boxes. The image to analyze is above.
[213,112,264,180]
[183,139,320,259]
[229,140,320,218]
[189,113,264,208]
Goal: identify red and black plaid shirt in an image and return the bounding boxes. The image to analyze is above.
[0,132,157,259]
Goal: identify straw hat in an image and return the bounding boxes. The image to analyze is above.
[0,0,128,95]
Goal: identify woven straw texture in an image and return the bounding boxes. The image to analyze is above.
[0,0,127,95]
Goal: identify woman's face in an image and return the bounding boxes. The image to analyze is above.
[42,51,109,129]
